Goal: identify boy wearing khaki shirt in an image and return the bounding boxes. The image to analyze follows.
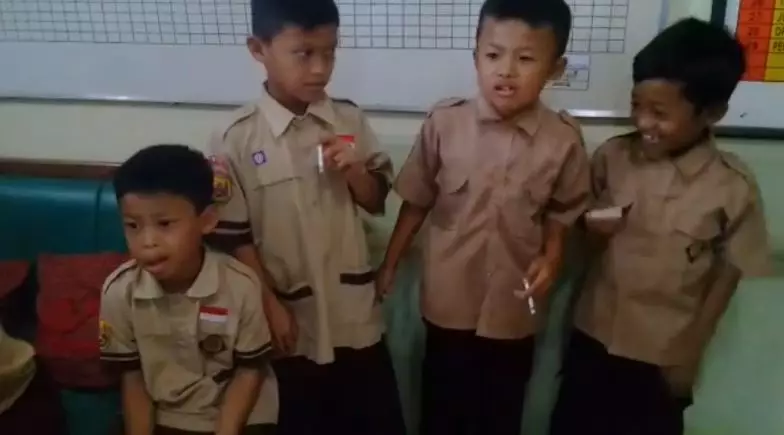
[100,145,276,435]
[550,19,772,435]
[206,1,404,434]
[378,1,591,434]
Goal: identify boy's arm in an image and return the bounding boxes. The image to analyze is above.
[344,113,393,215]
[121,371,155,435]
[526,136,592,295]
[206,136,297,355]
[99,282,154,435]
[663,182,770,396]
[377,118,439,295]
[217,275,273,435]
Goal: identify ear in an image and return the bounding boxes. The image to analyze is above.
[703,102,729,125]
[246,36,267,65]
[199,204,219,236]
[549,56,567,81]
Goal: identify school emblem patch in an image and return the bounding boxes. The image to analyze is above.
[200,334,227,355]
[98,320,112,350]
[209,155,232,203]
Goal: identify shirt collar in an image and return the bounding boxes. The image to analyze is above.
[133,250,219,300]
[259,84,337,138]
[672,136,718,180]
[475,96,542,137]
[630,132,718,180]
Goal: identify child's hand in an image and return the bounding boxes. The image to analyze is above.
[322,135,364,173]
[519,255,558,299]
[264,296,298,356]
[374,264,396,301]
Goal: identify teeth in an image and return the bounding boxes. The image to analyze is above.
[643,134,658,143]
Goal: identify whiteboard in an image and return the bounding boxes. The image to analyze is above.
[721,0,784,129]
[0,0,666,116]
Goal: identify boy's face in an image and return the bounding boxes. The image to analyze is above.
[120,193,216,291]
[248,24,338,110]
[474,17,565,118]
[631,79,726,157]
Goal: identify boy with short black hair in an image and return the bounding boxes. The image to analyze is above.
[100,144,277,435]
[550,18,771,435]
[206,0,405,434]
[377,1,591,434]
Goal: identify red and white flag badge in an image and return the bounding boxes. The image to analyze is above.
[338,135,356,148]
[199,306,228,323]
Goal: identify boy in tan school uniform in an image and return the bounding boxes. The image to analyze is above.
[99,145,276,435]
[206,1,405,434]
[550,19,772,435]
[377,1,591,434]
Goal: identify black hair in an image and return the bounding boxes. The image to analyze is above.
[250,0,340,41]
[477,0,572,57]
[113,144,214,213]
[633,18,746,111]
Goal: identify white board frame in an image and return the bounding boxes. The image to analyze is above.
[0,0,670,118]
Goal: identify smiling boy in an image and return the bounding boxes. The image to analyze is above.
[550,18,772,435]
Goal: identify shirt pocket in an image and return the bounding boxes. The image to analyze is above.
[250,158,300,190]
[672,214,723,295]
[334,266,377,325]
[431,169,469,230]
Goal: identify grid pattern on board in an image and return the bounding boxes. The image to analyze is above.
[0,0,629,53]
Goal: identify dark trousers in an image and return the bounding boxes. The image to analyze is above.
[550,330,692,435]
[420,320,535,435]
[272,340,406,435]
[0,364,67,435]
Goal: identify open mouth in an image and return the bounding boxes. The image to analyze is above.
[142,257,168,274]
[494,84,516,98]
[641,133,660,144]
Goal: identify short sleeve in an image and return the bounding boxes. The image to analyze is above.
[726,188,772,277]
[99,283,141,373]
[393,117,440,208]
[233,275,273,368]
[207,130,254,252]
[356,112,393,189]
[546,140,592,226]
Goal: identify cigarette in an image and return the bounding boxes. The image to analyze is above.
[317,144,325,173]
[513,278,536,315]
[524,278,536,315]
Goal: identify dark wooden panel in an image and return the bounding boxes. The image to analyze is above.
[0,158,117,180]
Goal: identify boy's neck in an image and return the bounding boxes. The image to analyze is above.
[159,248,205,294]
[264,82,309,116]
[667,128,711,159]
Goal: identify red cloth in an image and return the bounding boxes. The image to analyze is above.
[35,252,128,388]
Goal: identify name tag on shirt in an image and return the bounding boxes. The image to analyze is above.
[199,306,228,323]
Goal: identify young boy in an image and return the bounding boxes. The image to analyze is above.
[206,1,405,434]
[99,145,277,435]
[377,1,591,434]
[550,18,771,435]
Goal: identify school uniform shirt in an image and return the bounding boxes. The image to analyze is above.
[99,249,277,432]
[0,323,35,414]
[208,88,393,364]
[394,97,592,340]
[575,133,772,371]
